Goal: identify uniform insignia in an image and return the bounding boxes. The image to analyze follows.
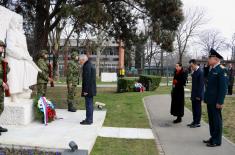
[224,73,227,77]
[213,72,218,75]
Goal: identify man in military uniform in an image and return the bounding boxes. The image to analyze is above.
[203,48,228,147]
[0,40,10,135]
[36,50,53,97]
[66,51,79,112]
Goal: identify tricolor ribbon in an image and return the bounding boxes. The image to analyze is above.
[38,97,48,125]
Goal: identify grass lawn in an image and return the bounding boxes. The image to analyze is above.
[155,85,191,94]
[47,86,156,128]
[91,137,158,155]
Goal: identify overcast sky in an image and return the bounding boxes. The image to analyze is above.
[182,0,235,58]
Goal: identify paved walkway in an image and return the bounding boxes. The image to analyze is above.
[0,109,155,154]
[144,95,235,155]
[0,110,106,154]
[99,127,154,139]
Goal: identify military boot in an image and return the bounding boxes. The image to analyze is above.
[68,101,77,112]
[0,126,8,132]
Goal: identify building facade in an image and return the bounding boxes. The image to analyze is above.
[51,38,119,76]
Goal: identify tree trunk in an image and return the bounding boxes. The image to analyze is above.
[179,53,183,64]
[95,29,104,78]
[135,44,143,69]
[52,26,62,79]
[96,48,101,78]
[160,50,164,76]
[141,53,145,74]
[63,45,68,76]
[53,53,59,78]
[53,41,59,79]
[34,0,50,58]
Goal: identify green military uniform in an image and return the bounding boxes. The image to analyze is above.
[37,50,49,97]
[66,51,79,112]
[0,40,9,134]
[0,41,10,115]
[204,49,228,146]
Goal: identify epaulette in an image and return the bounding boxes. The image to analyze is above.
[220,65,225,69]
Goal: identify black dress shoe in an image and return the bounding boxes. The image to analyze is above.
[0,127,8,132]
[190,124,201,128]
[173,117,182,124]
[203,139,212,144]
[80,120,87,123]
[80,121,92,125]
[206,143,221,147]
[187,122,194,127]
[68,108,77,112]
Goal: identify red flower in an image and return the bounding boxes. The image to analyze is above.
[47,107,55,119]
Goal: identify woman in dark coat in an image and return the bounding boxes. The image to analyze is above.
[171,63,187,123]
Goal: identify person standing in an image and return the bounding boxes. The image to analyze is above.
[187,59,204,128]
[170,63,187,123]
[203,48,228,147]
[0,40,10,135]
[227,63,234,95]
[36,50,53,97]
[203,63,210,87]
[79,54,96,125]
[66,51,79,112]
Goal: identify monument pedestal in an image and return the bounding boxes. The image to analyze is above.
[0,97,34,125]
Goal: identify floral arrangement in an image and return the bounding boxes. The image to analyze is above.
[34,96,56,125]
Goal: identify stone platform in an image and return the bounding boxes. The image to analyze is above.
[0,97,34,125]
[0,109,106,154]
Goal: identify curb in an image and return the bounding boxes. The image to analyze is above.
[143,96,165,155]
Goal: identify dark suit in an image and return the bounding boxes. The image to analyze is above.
[82,60,97,123]
[191,67,204,124]
[204,64,228,145]
[227,67,234,95]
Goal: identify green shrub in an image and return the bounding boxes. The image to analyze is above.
[139,75,161,91]
[117,77,138,92]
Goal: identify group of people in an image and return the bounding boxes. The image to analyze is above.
[0,39,97,137]
[170,48,229,147]
[36,50,96,125]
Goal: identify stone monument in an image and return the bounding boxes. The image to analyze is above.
[0,6,41,125]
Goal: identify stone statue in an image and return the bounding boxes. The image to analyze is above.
[0,6,39,125]
[5,11,41,102]
[0,6,14,43]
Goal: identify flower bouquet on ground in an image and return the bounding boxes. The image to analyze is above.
[34,96,56,125]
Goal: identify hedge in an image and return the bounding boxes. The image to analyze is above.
[117,75,161,92]
[117,77,138,92]
[139,75,161,91]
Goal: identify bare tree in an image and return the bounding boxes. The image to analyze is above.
[198,29,228,55]
[49,19,67,79]
[49,18,79,78]
[227,33,235,60]
[175,8,206,63]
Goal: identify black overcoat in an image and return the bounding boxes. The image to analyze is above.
[170,69,187,117]
[81,60,97,97]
